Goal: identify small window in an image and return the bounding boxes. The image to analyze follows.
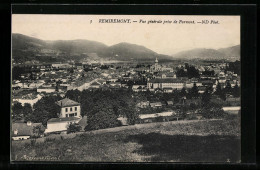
[75,113,77,116]
[66,114,68,117]
[75,107,77,111]
[65,108,68,112]
[70,107,72,111]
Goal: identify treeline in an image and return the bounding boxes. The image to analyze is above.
[12,66,40,80]
[176,64,200,78]
[226,60,241,75]
[65,89,138,130]
[12,95,62,126]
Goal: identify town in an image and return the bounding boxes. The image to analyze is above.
[11,56,241,140]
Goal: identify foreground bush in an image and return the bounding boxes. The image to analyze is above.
[199,103,227,119]
[67,123,82,134]
[85,110,120,131]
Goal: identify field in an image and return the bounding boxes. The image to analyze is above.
[11,116,240,162]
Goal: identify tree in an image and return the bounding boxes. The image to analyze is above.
[12,102,23,121]
[68,68,74,73]
[33,125,45,138]
[65,89,81,102]
[207,85,214,94]
[31,96,62,126]
[85,109,119,131]
[220,91,226,101]
[199,103,226,119]
[23,103,33,121]
[176,69,187,77]
[180,87,187,97]
[173,90,180,103]
[201,89,211,107]
[67,123,82,134]
[224,81,232,94]
[215,82,222,96]
[190,83,199,98]
[187,66,200,79]
[232,82,240,97]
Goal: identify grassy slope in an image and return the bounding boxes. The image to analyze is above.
[11,116,240,162]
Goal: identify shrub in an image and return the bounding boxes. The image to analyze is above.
[67,123,82,134]
[199,103,227,119]
[45,137,56,142]
[30,139,36,146]
[85,110,119,131]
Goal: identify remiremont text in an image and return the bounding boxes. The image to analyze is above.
[99,19,131,23]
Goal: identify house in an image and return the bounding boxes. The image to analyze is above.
[90,81,100,88]
[166,101,174,105]
[109,82,121,87]
[198,86,207,94]
[163,87,173,93]
[37,86,56,93]
[45,98,82,134]
[132,85,147,92]
[136,101,150,108]
[139,111,176,123]
[13,94,43,107]
[12,121,44,140]
[150,102,162,108]
[56,98,81,118]
[44,117,81,133]
[117,116,128,126]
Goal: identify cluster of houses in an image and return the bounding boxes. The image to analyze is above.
[12,58,240,140]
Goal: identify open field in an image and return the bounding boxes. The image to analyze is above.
[11,116,240,162]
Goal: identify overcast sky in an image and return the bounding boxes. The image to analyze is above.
[12,15,240,55]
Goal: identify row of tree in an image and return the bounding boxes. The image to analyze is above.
[176,64,200,79]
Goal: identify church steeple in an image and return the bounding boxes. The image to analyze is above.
[155,57,158,63]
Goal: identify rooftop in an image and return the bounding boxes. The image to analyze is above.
[12,122,43,136]
[47,117,81,123]
[148,78,184,83]
[56,98,80,107]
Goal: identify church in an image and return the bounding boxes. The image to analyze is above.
[150,57,162,72]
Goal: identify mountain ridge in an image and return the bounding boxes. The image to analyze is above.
[171,45,240,61]
[12,33,240,63]
[12,33,170,63]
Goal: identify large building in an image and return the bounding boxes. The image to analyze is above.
[56,98,81,118]
[45,98,82,133]
[150,58,162,72]
[147,78,185,91]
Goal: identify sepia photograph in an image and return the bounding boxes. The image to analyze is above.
[11,14,241,162]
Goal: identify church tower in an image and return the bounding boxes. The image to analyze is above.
[154,57,159,71]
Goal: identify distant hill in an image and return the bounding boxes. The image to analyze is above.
[102,42,163,61]
[12,33,170,63]
[171,45,240,61]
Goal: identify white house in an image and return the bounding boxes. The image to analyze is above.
[45,98,82,134]
[56,98,81,118]
[44,117,81,133]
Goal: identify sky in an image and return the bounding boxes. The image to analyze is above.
[12,15,240,55]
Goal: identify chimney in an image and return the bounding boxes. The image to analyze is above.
[27,121,32,126]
